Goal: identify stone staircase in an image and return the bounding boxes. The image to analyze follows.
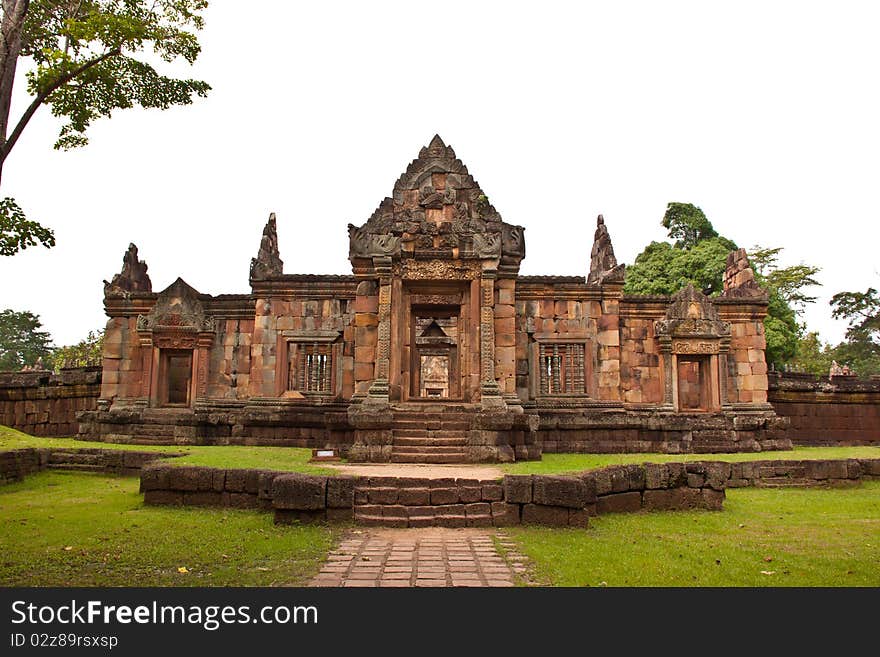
[389,409,473,463]
[352,478,507,528]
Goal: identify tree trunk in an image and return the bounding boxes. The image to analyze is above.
[0,0,31,186]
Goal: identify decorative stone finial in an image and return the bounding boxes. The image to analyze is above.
[250,212,284,279]
[104,243,152,295]
[587,214,625,285]
[721,248,766,298]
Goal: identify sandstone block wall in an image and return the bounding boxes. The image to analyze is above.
[138,457,880,527]
[0,368,102,436]
[768,372,880,445]
[0,447,182,484]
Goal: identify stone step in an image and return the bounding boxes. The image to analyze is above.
[132,424,177,436]
[391,427,429,438]
[392,436,468,447]
[391,445,469,455]
[47,463,104,472]
[392,413,475,422]
[390,452,469,464]
[353,512,493,528]
[354,514,408,528]
[756,478,815,488]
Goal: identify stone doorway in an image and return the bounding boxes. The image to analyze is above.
[161,350,193,406]
[411,312,459,399]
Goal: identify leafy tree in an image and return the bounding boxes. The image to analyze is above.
[625,203,821,367]
[51,328,103,369]
[0,195,53,254]
[661,202,720,249]
[790,330,835,375]
[0,0,210,255]
[746,246,821,367]
[828,287,880,376]
[749,246,821,310]
[0,308,53,370]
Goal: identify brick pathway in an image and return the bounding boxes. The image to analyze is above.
[310,528,521,587]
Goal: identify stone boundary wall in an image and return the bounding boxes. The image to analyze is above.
[0,367,102,437]
[768,372,880,446]
[0,447,182,485]
[139,457,880,527]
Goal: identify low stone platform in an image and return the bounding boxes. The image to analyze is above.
[139,456,880,527]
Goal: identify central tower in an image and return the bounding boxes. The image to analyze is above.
[347,135,526,410]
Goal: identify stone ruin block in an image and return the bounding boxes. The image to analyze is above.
[521,503,570,526]
[139,464,170,492]
[271,473,327,510]
[491,502,521,526]
[503,474,533,504]
[326,476,359,508]
[532,475,589,508]
[167,466,214,492]
[596,491,642,515]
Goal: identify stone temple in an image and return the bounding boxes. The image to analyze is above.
[78,136,789,461]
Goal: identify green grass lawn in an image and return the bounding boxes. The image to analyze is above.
[0,425,336,475]
[3,425,878,477]
[502,446,880,475]
[0,470,339,586]
[502,481,880,587]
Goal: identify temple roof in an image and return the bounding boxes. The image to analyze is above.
[348,135,526,266]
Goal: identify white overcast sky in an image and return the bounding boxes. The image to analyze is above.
[1,1,878,347]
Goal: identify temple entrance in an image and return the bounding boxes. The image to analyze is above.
[410,311,459,399]
[676,356,713,411]
[162,350,193,406]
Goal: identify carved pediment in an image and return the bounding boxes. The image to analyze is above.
[348,135,525,266]
[137,278,215,334]
[655,284,730,338]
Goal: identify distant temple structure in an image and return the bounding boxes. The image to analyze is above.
[78,136,789,460]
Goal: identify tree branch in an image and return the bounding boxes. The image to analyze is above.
[0,46,121,163]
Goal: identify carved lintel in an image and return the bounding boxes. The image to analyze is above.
[672,340,721,355]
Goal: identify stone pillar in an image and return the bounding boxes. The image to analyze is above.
[659,337,674,410]
[596,295,622,401]
[351,280,379,400]
[494,276,521,410]
[366,256,392,405]
[480,270,505,409]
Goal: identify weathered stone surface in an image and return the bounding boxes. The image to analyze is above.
[644,463,668,489]
[397,487,431,506]
[503,475,533,504]
[491,502,520,525]
[326,476,358,508]
[271,474,327,510]
[481,483,504,502]
[458,486,483,503]
[522,504,570,526]
[532,475,588,509]
[168,466,212,492]
[642,489,673,510]
[430,488,459,505]
[596,491,642,515]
